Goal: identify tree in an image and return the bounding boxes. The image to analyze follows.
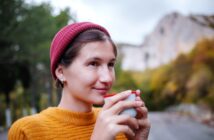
[0,0,31,127]
[11,1,73,111]
[0,0,30,107]
[0,0,74,127]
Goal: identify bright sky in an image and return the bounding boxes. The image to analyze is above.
[29,0,214,45]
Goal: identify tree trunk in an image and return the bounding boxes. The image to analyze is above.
[5,92,11,128]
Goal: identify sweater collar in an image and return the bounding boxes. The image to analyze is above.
[41,107,98,126]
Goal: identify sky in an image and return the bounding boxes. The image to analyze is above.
[30,0,214,45]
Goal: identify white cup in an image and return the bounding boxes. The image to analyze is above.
[104,91,137,117]
[119,93,137,117]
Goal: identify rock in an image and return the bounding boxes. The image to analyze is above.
[120,12,214,71]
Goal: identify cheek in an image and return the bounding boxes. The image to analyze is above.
[78,71,98,85]
[65,73,97,91]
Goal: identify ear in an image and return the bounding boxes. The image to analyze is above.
[55,65,65,81]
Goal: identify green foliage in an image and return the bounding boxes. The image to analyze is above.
[200,84,214,112]
[0,0,31,109]
[114,38,214,111]
[185,65,213,102]
[112,61,138,92]
[0,0,24,40]
[190,39,214,72]
[0,0,75,126]
[142,38,214,111]
[150,65,171,92]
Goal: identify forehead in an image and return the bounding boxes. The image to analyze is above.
[78,41,116,59]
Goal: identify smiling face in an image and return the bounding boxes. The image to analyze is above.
[61,40,116,105]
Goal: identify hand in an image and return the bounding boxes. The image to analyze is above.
[91,90,143,140]
[126,90,151,140]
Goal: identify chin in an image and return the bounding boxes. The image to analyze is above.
[92,98,104,106]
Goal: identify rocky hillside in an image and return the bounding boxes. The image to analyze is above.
[120,12,214,71]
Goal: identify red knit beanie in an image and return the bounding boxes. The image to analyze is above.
[50,22,110,79]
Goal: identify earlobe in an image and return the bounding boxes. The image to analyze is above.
[55,65,65,82]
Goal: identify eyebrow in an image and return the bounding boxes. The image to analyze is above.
[89,57,116,62]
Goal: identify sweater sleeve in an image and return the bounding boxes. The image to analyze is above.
[8,119,28,140]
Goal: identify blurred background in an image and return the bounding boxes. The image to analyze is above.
[0,0,214,139]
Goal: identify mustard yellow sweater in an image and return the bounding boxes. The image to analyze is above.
[8,107,127,140]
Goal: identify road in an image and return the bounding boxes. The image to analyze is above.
[0,130,7,140]
[148,112,214,140]
[0,112,213,140]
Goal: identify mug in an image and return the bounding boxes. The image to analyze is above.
[104,91,137,117]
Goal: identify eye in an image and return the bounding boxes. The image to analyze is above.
[89,61,99,67]
[108,62,115,67]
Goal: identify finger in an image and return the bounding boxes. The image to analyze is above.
[136,106,148,119]
[135,96,141,101]
[113,115,139,130]
[103,90,132,110]
[116,125,135,137]
[135,90,144,101]
[108,100,143,115]
[135,97,145,106]
[135,89,143,97]
[138,118,151,129]
[136,89,141,96]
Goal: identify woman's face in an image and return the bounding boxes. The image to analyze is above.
[62,40,116,105]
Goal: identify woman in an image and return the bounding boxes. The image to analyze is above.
[8,22,150,140]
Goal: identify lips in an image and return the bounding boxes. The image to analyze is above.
[93,87,109,95]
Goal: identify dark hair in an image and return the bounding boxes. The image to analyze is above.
[56,29,117,88]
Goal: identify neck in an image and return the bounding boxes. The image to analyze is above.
[58,89,92,113]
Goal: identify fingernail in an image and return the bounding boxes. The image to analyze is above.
[126,90,132,95]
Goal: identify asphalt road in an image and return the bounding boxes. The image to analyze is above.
[148,112,214,140]
[1,112,214,140]
[0,130,7,140]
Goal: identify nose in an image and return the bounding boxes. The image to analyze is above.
[99,66,114,84]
